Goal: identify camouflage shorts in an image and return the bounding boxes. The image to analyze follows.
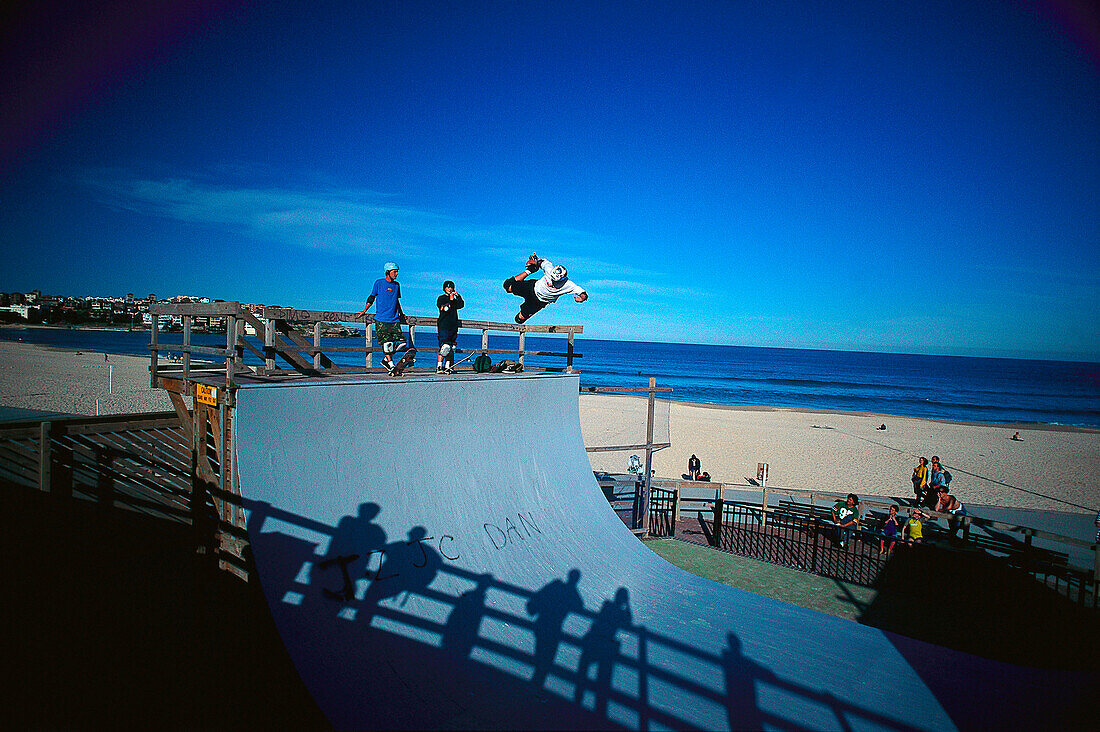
[374,322,406,345]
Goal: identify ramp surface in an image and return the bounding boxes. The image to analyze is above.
[236,373,1091,730]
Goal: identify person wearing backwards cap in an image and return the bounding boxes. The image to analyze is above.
[356,262,413,373]
[503,252,588,324]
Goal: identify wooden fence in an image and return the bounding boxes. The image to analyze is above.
[148,302,584,406]
[0,410,249,576]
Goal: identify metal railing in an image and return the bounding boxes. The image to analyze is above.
[631,482,1099,608]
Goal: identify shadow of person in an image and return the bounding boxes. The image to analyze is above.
[527,569,584,687]
[359,526,443,623]
[575,587,632,716]
[721,632,778,731]
[441,572,492,660]
[310,502,386,605]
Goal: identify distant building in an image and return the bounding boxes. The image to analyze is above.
[0,304,44,321]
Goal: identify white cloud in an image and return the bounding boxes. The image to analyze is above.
[77,171,620,263]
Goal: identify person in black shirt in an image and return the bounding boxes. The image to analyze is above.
[436,280,464,373]
[688,454,701,480]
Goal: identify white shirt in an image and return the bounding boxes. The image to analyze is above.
[533,259,586,303]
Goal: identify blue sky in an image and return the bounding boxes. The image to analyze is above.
[2,0,1098,359]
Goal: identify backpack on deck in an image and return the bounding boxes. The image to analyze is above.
[473,354,492,373]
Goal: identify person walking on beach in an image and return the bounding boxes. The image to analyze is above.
[355,262,413,373]
[435,280,464,374]
[503,252,588,324]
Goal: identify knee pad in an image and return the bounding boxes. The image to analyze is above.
[439,343,453,358]
[394,341,408,354]
[382,341,398,355]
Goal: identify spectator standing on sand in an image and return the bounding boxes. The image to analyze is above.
[926,456,947,508]
[912,457,928,504]
[435,280,464,374]
[355,262,413,373]
[831,493,860,549]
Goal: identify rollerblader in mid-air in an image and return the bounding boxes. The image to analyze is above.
[503,253,588,324]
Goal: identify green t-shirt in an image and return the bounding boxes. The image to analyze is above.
[833,501,858,526]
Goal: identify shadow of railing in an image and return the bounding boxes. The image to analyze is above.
[243,497,924,731]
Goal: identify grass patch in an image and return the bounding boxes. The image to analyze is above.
[644,538,878,621]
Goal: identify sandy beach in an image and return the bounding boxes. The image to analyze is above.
[581,393,1100,515]
[2,339,1096,515]
[0,339,176,417]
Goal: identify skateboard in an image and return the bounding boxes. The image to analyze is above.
[389,348,417,376]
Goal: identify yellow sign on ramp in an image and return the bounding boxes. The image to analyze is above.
[195,384,218,406]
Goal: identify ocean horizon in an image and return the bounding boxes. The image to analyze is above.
[2,326,1098,428]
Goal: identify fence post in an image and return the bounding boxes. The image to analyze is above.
[810,517,820,574]
[673,487,681,524]
[37,421,52,492]
[149,313,159,387]
[712,496,724,548]
[761,486,769,531]
[566,332,575,373]
[226,314,237,398]
[265,317,276,372]
[367,319,376,367]
[641,378,655,536]
[1094,548,1099,609]
[182,316,192,387]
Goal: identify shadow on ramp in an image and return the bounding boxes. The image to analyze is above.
[246,497,925,731]
[234,373,1093,730]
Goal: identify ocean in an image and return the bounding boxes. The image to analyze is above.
[3,327,1098,428]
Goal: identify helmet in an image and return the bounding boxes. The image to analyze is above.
[549,265,567,283]
[384,261,399,273]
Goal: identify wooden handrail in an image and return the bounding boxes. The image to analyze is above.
[149,300,585,388]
